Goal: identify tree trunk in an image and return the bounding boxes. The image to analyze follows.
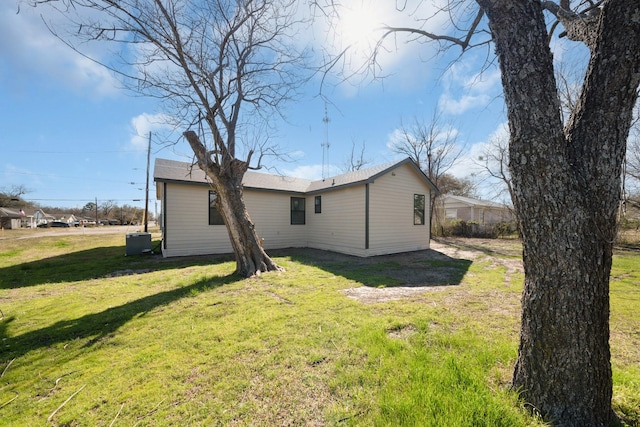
[184,130,284,277]
[476,0,640,425]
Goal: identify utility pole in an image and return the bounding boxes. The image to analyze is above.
[144,132,151,233]
[95,197,98,225]
[321,104,330,179]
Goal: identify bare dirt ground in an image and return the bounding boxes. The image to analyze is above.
[332,237,524,304]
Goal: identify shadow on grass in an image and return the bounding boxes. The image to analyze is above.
[0,242,235,290]
[274,247,472,288]
[0,273,237,361]
[432,237,523,259]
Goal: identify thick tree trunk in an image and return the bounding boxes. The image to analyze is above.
[476,0,640,425]
[184,130,284,277]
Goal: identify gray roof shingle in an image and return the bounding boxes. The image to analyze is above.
[154,157,438,194]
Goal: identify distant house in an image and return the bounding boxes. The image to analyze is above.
[438,194,514,225]
[58,214,79,225]
[154,157,438,258]
[32,209,56,226]
[19,210,36,228]
[0,207,24,229]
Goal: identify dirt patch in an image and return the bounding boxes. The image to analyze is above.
[387,324,418,340]
[334,237,523,304]
[342,285,447,304]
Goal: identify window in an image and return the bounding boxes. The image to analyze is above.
[314,196,322,214]
[414,194,425,225]
[291,197,305,225]
[209,191,224,225]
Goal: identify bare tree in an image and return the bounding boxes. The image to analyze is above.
[624,104,640,197]
[0,185,31,207]
[626,124,640,222]
[100,200,117,218]
[117,204,144,225]
[436,173,477,198]
[389,112,465,229]
[389,113,464,181]
[555,56,640,200]
[34,0,309,276]
[353,0,640,424]
[341,139,369,172]
[476,127,514,203]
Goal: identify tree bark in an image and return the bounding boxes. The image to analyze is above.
[476,0,640,425]
[185,130,284,277]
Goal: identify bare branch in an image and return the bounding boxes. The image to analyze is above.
[542,0,602,48]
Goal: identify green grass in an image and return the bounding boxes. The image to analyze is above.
[0,233,638,425]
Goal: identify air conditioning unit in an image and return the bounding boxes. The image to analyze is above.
[125,232,152,256]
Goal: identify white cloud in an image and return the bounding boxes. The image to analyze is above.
[438,61,501,115]
[445,122,510,199]
[282,163,344,180]
[0,3,120,96]
[487,122,510,142]
[282,164,324,180]
[385,121,462,154]
[452,122,508,175]
[446,141,487,178]
[287,150,306,160]
[385,128,406,151]
[130,113,174,150]
[439,93,491,115]
[303,0,454,96]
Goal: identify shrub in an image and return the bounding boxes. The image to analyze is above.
[435,220,517,239]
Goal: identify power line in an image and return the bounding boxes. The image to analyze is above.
[6,149,146,154]
[8,170,145,185]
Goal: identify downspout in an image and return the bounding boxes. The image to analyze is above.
[428,190,432,241]
[365,183,370,250]
[162,183,168,251]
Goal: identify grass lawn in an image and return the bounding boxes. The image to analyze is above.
[0,231,638,426]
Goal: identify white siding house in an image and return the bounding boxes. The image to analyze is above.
[154,157,438,258]
[439,195,514,225]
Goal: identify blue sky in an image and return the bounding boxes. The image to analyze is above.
[0,0,512,210]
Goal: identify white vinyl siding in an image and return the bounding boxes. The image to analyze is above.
[162,185,308,256]
[244,191,307,249]
[306,186,366,256]
[162,183,230,257]
[367,165,431,255]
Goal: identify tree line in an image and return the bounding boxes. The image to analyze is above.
[0,186,151,225]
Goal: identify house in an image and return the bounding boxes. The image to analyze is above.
[438,194,514,225]
[0,207,24,229]
[58,214,79,225]
[154,157,438,258]
[32,209,56,226]
[19,210,36,228]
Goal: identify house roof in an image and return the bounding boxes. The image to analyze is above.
[0,207,23,219]
[154,157,438,195]
[443,194,509,209]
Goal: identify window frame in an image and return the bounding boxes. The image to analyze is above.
[414,194,426,225]
[314,195,322,214]
[208,190,225,226]
[290,197,306,225]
